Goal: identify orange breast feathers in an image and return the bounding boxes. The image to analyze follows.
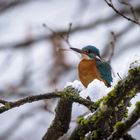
[78,59,102,87]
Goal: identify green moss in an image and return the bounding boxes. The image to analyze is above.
[100,103,108,112]
[114,121,125,132]
[92,130,98,139]
[115,107,119,112]
[129,66,140,75]
[77,117,89,125]
[117,100,124,108]
[129,68,134,74]
[77,116,84,123]
[124,108,128,118]
[91,114,98,122]
[126,88,136,98]
[104,91,115,101]
[55,86,80,100]
[95,97,104,107]
[5,103,11,109]
[128,102,132,107]
[136,101,140,108]
[88,104,97,111]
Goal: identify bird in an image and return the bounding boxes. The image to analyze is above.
[70,45,113,87]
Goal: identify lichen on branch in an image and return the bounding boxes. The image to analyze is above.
[70,66,140,140]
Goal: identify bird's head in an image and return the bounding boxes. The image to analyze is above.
[70,45,101,60]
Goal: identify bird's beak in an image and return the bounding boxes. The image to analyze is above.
[70,47,87,55]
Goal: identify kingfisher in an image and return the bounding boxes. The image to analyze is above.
[70,45,113,87]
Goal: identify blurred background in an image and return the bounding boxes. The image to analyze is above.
[0,0,140,139]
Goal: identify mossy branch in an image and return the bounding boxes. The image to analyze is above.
[43,87,75,140]
[123,133,136,140]
[70,66,140,139]
[0,86,96,114]
[108,101,140,140]
[0,66,140,139]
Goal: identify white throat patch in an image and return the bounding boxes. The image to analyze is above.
[81,54,91,60]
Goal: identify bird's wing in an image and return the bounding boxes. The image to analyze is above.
[96,60,113,87]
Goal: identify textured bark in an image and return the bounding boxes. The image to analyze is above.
[70,66,140,140]
[0,88,96,114]
[43,87,81,140]
[108,102,140,140]
[43,98,72,140]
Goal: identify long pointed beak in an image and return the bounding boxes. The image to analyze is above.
[70,47,87,54]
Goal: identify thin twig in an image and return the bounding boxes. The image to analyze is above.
[118,0,139,22]
[104,0,140,26]
[43,23,73,48]
[117,72,123,80]
[108,31,116,63]
[66,22,72,43]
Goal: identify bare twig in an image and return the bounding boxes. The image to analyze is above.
[0,5,140,50]
[110,31,116,60]
[108,31,116,63]
[43,23,73,48]
[117,72,123,80]
[66,22,72,43]
[0,0,30,14]
[104,0,140,26]
[118,0,139,22]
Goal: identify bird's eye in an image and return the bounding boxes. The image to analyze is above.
[86,50,90,53]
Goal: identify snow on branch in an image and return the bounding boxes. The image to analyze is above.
[70,65,140,139]
[108,101,140,140]
[0,65,140,140]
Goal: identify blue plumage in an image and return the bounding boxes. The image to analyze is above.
[96,60,113,87]
[82,45,100,59]
[70,45,113,87]
[82,45,113,86]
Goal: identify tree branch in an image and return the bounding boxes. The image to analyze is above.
[108,101,140,140]
[0,99,9,105]
[123,133,136,140]
[70,66,140,139]
[0,86,96,114]
[43,87,75,140]
[104,0,140,26]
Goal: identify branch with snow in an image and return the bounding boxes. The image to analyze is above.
[0,65,140,140]
[108,101,140,140]
[70,65,140,140]
[0,99,9,105]
[123,133,136,140]
[43,87,74,140]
